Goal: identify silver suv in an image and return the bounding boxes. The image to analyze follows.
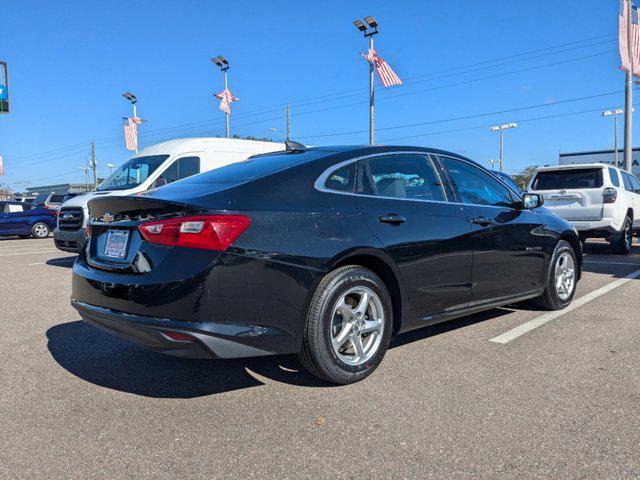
[528,164,640,254]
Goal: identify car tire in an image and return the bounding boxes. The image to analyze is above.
[532,240,578,311]
[31,222,50,239]
[610,217,633,255]
[299,265,393,385]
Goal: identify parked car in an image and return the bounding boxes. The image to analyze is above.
[54,138,285,253]
[528,163,640,254]
[32,193,66,211]
[71,144,582,384]
[493,171,523,195]
[0,201,58,238]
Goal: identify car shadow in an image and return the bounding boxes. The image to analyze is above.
[45,256,77,268]
[581,241,640,280]
[47,307,514,399]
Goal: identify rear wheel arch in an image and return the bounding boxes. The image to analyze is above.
[330,251,405,335]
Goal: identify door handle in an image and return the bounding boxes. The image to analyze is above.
[470,216,494,227]
[378,214,407,226]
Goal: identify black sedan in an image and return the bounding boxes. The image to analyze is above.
[71,145,582,384]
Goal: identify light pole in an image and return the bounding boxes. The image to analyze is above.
[490,123,518,173]
[487,159,499,171]
[78,166,90,192]
[211,55,230,138]
[602,109,625,167]
[122,92,137,119]
[354,16,378,145]
[106,163,116,175]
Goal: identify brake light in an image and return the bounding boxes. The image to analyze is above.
[138,215,250,251]
[603,187,617,204]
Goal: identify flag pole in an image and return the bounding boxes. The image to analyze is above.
[224,69,230,139]
[624,0,634,172]
[369,34,375,145]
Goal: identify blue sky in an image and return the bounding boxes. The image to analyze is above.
[0,0,630,190]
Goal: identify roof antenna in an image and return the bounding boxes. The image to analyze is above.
[285,139,306,152]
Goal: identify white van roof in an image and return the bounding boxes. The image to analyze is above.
[133,137,285,158]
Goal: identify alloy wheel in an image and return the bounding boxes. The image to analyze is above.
[554,251,575,301]
[329,286,385,366]
[34,224,49,238]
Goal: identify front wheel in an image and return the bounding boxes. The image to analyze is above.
[532,240,578,310]
[610,217,633,255]
[299,266,393,384]
[31,222,51,239]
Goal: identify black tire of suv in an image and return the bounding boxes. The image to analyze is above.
[610,217,633,255]
[299,266,393,385]
[532,240,578,311]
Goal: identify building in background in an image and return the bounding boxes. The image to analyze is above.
[559,148,640,176]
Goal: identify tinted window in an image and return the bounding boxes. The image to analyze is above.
[441,157,513,207]
[98,155,169,191]
[178,150,330,184]
[629,173,640,193]
[532,168,603,190]
[608,167,621,187]
[622,172,634,192]
[49,195,65,203]
[177,156,200,180]
[365,154,445,201]
[324,163,355,192]
[494,172,522,194]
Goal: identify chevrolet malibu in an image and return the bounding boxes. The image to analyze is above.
[71,145,582,384]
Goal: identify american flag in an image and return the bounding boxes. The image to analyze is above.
[361,48,402,87]
[619,0,640,75]
[123,117,143,152]
[214,88,239,114]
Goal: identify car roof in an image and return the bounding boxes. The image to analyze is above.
[536,163,611,172]
[131,137,286,158]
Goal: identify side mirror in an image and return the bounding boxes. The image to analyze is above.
[521,193,544,209]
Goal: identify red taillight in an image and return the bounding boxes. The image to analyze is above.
[160,330,197,343]
[138,215,250,251]
[603,187,618,204]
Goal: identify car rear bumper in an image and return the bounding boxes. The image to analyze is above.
[568,219,620,235]
[54,227,87,253]
[71,299,290,359]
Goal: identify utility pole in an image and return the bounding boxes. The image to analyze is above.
[490,123,518,172]
[286,104,291,141]
[602,109,625,166]
[78,166,89,192]
[624,0,634,172]
[90,142,97,189]
[354,17,379,145]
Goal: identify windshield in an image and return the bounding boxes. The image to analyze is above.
[532,168,603,190]
[98,155,169,191]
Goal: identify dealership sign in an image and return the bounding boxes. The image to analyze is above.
[0,61,8,113]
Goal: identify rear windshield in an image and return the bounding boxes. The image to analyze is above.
[532,168,603,190]
[176,150,330,184]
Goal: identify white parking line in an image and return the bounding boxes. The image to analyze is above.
[0,250,59,257]
[489,267,640,344]
[583,260,640,267]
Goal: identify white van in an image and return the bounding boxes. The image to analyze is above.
[54,138,284,252]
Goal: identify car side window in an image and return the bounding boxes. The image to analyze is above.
[440,156,514,207]
[177,156,200,180]
[364,154,446,201]
[608,167,621,188]
[324,163,355,192]
[622,172,634,192]
[629,174,640,194]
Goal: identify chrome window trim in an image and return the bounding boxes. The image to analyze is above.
[314,150,521,210]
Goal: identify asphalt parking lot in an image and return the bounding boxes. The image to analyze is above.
[1,237,639,479]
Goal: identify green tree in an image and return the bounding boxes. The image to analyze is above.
[512,165,540,191]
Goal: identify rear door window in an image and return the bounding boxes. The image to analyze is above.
[177,156,200,180]
[622,172,634,192]
[608,167,621,187]
[364,154,446,201]
[629,174,640,194]
[531,169,603,190]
